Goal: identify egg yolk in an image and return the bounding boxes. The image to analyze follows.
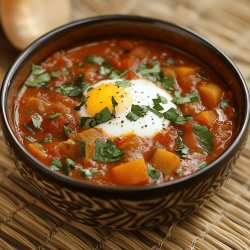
[86,84,126,117]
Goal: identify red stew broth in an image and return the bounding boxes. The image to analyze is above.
[14,39,238,186]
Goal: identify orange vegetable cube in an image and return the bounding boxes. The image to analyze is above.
[27,143,47,160]
[195,110,218,127]
[175,66,195,76]
[197,83,223,108]
[111,158,149,186]
[151,148,180,175]
[162,67,177,79]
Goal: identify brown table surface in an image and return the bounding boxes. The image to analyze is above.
[0,0,250,249]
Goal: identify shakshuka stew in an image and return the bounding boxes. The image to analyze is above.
[14,39,238,186]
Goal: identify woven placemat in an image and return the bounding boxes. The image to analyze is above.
[0,0,250,249]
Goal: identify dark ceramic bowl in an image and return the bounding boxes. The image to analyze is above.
[0,15,249,230]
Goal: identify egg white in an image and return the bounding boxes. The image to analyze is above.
[79,79,176,137]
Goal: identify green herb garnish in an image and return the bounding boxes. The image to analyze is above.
[24,136,36,142]
[176,138,189,158]
[85,55,105,65]
[63,124,75,137]
[173,90,200,105]
[51,71,60,78]
[193,124,214,154]
[80,167,99,179]
[116,80,131,88]
[126,104,148,121]
[220,99,228,109]
[31,64,45,75]
[163,108,192,124]
[198,161,207,169]
[40,135,53,143]
[74,96,87,111]
[51,157,76,175]
[147,164,161,180]
[166,57,175,66]
[93,139,125,163]
[56,85,82,97]
[51,158,63,171]
[109,69,129,79]
[73,140,86,157]
[26,73,51,87]
[162,77,175,90]
[48,113,61,120]
[31,114,43,129]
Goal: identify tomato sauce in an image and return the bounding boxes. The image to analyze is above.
[14,39,238,186]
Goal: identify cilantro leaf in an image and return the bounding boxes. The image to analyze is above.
[109,69,129,79]
[31,64,45,75]
[220,99,228,109]
[166,57,175,66]
[51,158,63,171]
[85,55,105,65]
[147,106,164,118]
[31,114,43,129]
[147,164,161,180]
[163,108,192,124]
[26,73,51,87]
[80,167,99,179]
[40,135,53,143]
[51,71,60,78]
[176,138,189,158]
[193,124,214,154]
[162,77,175,90]
[24,136,36,142]
[74,96,87,111]
[126,104,148,121]
[93,139,125,163]
[63,124,75,137]
[137,60,161,76]
[116,80,131,88]
[48,113,61,120]
[198,161,207,169]
[173,91,200,105]
[56,85,82,97]
[73,140,86,157]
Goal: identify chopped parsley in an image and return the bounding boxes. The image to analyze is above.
[176,138,189,158]
[80,167,99,179]
[126,104,148,121]
[152,94,168,111]
[193,124,214,154]
[31,64,45,75]
[173,90,200,105]
[31,114,43,130]
[51,157,76,176]
[48,113,61,120]
[220,99,228,109]
[26,73,51,87]
[163,108,193,124]
[50,71,60,78]
[85,55,105,65]
[162,77,175,91]
[109,69,129,79]
[56,85,82,97]
[24,136,36,142]
[147,164,161,180]
[93,139,125,163]
[198,161,207,169]
[79,97,117,128]
[63,124,75,137]
[40,135,53,143]
[166,57,175,66]
[116,80,131,88]
[74,96,87,111]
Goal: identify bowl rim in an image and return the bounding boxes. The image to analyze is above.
[1,14,249,194]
